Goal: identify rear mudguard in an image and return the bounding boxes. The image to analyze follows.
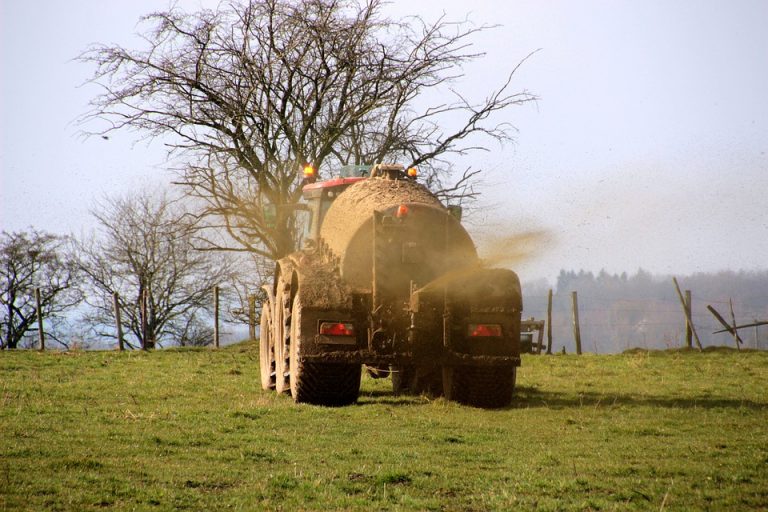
[446,267,522,359]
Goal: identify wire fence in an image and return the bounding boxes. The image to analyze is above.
[523,291,768,354]
[11,284,768,354]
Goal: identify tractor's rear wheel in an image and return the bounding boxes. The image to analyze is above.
[259,304,275,390]
[274,283,291,394]
[447,365,516,408]
[289,294,361,406]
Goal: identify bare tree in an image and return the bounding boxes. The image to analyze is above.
[0,230,82,349]
[77,190,238,348]
[79,0,536,262]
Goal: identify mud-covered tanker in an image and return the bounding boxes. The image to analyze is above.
[260,164,522,407]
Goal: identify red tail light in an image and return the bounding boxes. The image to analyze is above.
[319,322,356,336]
[468,324,503,337]
[396,204,409,218]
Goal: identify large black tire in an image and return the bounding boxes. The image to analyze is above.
[259,304,275,390]
[289,294,361,406]
[448,365,516,408]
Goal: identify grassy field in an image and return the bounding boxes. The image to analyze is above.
[1,344,766,511]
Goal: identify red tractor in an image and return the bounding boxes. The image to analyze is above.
[259,164,522,407]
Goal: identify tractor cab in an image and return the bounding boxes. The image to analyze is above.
[301,168,366,241]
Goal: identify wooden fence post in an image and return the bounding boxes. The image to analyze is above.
[707,304,743,350]
[213,285,220,348]
[571,291,582,355]
[35,288,45,351]
[755,321,760,349]
[728,299,741,351]
[672,277,703,351]
[140,288,147,350]
[113,292,124,351]
[248,294,256,340]
[685,290,693,349]
[546,289,553,355]
[535,322,545,354]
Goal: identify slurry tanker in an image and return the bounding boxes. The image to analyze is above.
[259,164,522,408]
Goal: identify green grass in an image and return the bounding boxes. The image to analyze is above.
[1,344,767,511]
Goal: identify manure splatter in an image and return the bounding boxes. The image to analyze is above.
[477,229,552,268]
[414,230,552,295]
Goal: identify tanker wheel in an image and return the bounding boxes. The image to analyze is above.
[273,283,291,394]
[289,293,361,406]
[258,303,275,390]
[447,365,516,409]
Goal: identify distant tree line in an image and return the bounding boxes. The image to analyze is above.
[523,269,768,353]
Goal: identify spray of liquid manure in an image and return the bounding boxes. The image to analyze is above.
[413,229,553,295]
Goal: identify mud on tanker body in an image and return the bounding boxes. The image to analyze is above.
[259,164,523,408]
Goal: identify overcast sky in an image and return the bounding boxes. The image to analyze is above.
[1,0,767,284]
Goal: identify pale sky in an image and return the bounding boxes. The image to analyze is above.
[2,0,767,284]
